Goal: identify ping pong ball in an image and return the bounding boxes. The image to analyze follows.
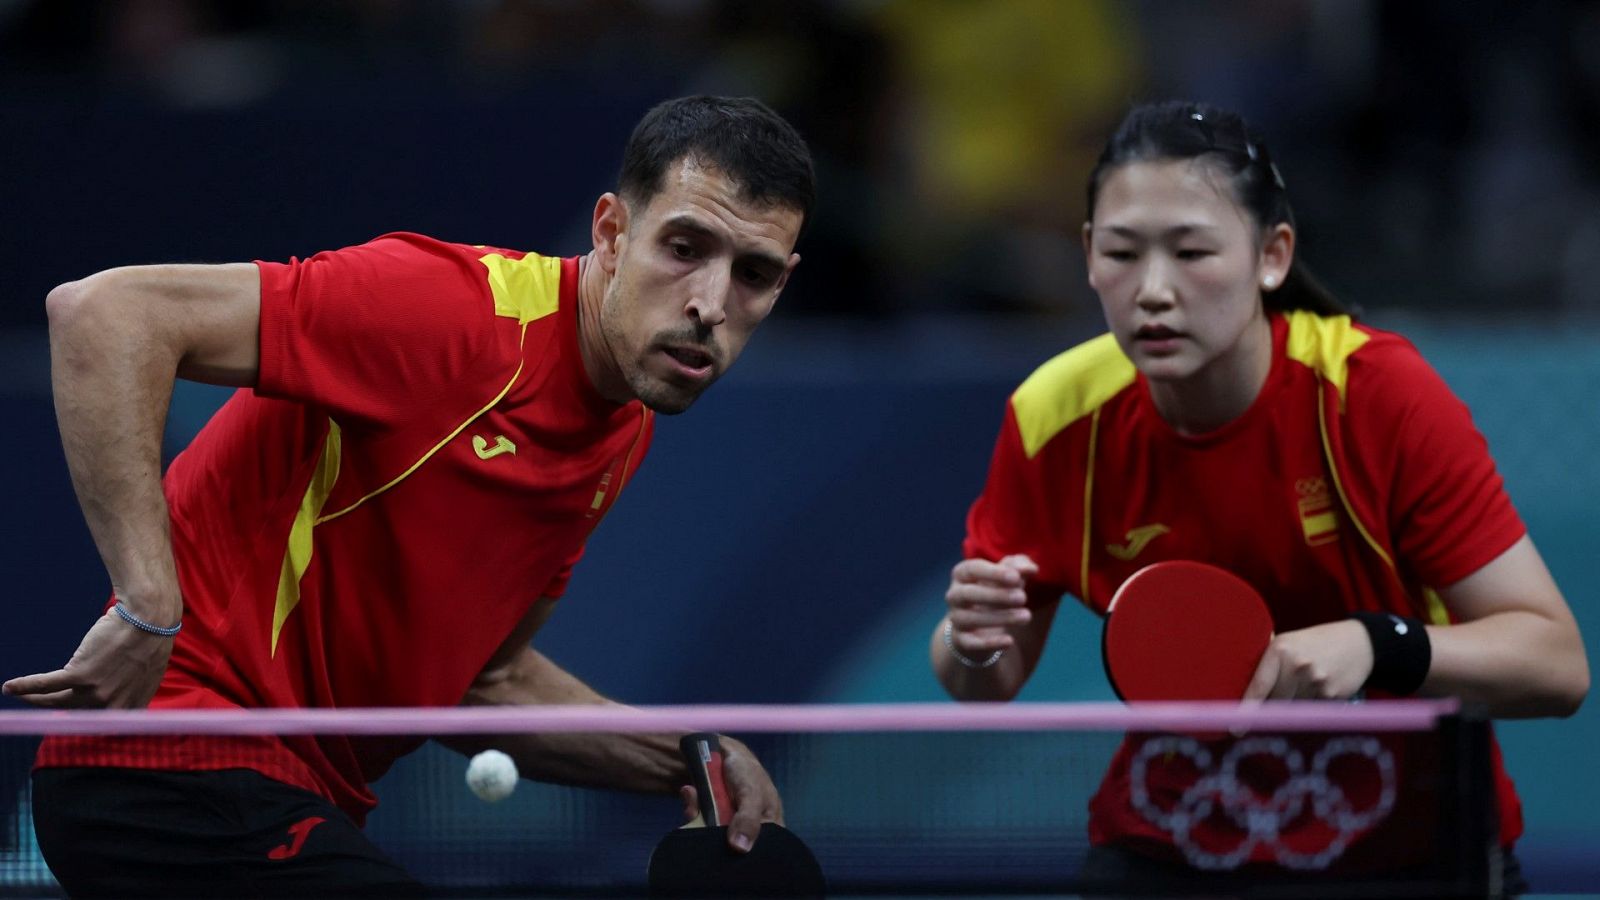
[466,749,518,803]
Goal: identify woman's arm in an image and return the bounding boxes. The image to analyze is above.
[1423,535,1588,717]
[930,556,1062,701]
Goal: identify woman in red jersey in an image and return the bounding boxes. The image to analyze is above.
[932,101,1587,892]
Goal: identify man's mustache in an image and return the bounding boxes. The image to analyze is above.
[652,327,723,366]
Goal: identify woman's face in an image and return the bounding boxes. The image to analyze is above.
[1084,158,1290,387]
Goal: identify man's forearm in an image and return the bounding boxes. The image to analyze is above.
[446,647,684,793]
[47,274,184,623]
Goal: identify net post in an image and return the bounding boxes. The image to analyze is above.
[1437,703,1497,898]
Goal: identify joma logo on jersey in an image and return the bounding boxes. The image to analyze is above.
[1106,524,1170,561]
[1295,476,1340,546]
[472,434,516,460]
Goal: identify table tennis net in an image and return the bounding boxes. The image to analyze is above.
[0,702,1500,898]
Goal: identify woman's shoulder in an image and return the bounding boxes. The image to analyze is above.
[1008,333,1138,455]
[1281,310,1442,396]
[1346,320,1455,403]
[1280,311,1474,453]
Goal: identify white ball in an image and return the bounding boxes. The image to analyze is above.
[465,749,518,803]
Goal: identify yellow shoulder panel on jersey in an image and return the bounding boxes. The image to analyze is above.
[1284,310,1369,402]
[478,252,562,324]
[1011,333,1135,459]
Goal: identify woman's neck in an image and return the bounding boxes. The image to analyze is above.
[1147,312,1274,436]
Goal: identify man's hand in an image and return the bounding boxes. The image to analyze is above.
[3,608,173,708]
[945,553,1039,657]
[676,736,782,853]
[1244,619,1373,701]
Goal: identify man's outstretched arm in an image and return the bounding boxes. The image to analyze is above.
[3,264,260,708]
[444,598,783,852]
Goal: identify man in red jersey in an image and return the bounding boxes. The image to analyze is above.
[4,95,813,897]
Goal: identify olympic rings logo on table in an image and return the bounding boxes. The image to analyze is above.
[1129,734,1397,871]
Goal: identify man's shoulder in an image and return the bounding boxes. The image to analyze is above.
[357,231,536,265]
[1009,332,1137,458]
[354,233,573,326]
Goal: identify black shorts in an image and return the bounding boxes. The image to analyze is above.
[31,767,426,899]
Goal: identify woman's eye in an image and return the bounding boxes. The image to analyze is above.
[1177,249,1212,261]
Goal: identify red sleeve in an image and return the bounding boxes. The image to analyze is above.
[543,552,582,600]
[254,232,515,428]
[963,402,1075,599]
[1351,337,1525,587]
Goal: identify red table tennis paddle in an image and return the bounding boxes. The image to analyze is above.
[1102,560,1274,702]
[647,733,825,898]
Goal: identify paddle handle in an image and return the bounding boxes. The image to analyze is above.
[679,732,734,827]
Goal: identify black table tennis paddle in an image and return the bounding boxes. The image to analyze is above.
[647,733,825,898]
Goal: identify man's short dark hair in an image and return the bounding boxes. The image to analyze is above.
[618,96,815,234]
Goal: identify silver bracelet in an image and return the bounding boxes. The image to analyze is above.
[942,618,1004,669]
[112,602,182,637]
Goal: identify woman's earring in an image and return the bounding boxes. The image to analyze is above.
[1262,276,1277,290]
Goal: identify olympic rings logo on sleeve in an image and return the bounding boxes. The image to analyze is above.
[1129,734,1397,871]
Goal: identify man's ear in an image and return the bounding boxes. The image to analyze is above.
[592,193,628,274]
[1082,222,1098,291]
[771,252,801,295]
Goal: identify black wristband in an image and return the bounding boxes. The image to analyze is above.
[1351,612,1431,696]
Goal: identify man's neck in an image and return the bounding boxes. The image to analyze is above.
[574,253,626,404]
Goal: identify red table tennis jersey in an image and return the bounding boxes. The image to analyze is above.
[39,233,653,823]
[964,310,1526,868]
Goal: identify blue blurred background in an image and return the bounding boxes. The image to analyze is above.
[2,0,1598,893]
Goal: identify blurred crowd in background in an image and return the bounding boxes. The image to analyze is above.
[3,0,1599,324]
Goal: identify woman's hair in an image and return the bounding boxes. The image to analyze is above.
[1085,101,1350,317]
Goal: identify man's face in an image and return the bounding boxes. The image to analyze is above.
[595,157,803,414]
